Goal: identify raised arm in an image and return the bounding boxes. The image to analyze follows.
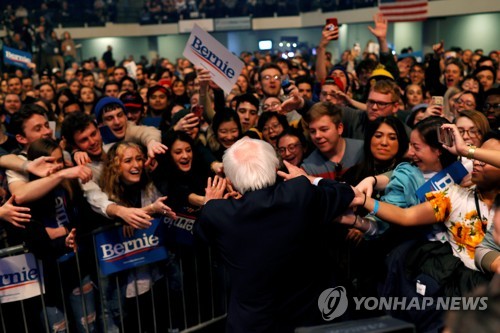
[315,24,338,82]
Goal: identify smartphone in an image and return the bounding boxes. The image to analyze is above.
[438,127,453,147]
[326,18,338,39]
[431,96,444,107]
[192,105,204,119]
[281,77,292,95]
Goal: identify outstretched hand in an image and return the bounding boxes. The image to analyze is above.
[277,161,314,182]
[350,186,366,208]
[204,176,227,204]
[281,87,304,113]
[26,156,63,177]
[355,176,376,199]
[0,195,31,228]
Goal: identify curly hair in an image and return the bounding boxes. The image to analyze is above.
[99,141,151,207]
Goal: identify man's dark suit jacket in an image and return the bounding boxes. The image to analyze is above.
[195,176,354,332]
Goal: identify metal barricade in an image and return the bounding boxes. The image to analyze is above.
[0,223,228,333]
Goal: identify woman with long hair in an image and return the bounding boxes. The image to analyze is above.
[342,116,409,199]
[99,141,176,332]
[171,79,190,106]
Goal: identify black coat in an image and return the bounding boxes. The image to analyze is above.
[195,176,354,332]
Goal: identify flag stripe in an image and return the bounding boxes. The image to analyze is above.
[379,0,428,22]
[380,3,427,10]
[381,9,428,15]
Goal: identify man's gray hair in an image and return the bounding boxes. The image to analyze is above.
[223,137,279,194]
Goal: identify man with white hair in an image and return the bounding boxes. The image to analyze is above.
[196,137,362,332]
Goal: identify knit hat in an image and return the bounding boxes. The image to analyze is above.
[94,97,125,123]
[369,65,395,82]
[120,91,144,112]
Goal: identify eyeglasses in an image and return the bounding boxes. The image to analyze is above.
[458,128,480,138]
[262,122,282,132]
[453,98,475,108]
[278,143,302,155]
[262,102,281,111]
[483,103,500,111]
[262,75,281,81]
[366,99,395,108]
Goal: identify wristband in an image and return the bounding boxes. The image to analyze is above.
[370,200,380,215]
[467,146,476,160]
[351,215,358,227]
[362,193,367,207]
[372,175,378,188]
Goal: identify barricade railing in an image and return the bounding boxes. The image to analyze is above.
[0,220,228,333]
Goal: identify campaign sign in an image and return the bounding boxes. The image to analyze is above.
[163,213,196,246]
[0,253,44,304]
[3,46,32,69]
[183,24,244,94]
[416,161,468,202]
[95,218,167,276]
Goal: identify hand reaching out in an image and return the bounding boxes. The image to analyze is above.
[26,156,62,177]
[204,176,227,204]
[277,161,317,184]
[73,151,91,165]
[150,196,177,220]
[0,195,31,228]
[355,176,376,199]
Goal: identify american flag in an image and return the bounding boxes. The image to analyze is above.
[378,0,429,22]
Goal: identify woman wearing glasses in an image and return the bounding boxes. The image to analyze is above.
[454,110,490,175]
[276,127,309,167]
[257,112,289,148]
[450,90,482,118]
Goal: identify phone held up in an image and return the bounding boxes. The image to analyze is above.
[431,96,444,108]
[192,105,204,119]
[326,18,338,40]
[438,127,453,147]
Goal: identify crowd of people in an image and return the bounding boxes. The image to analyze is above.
[0,1,378,28]
[0,9,499,333]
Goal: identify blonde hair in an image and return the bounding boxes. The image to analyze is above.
[99,141,149,206]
